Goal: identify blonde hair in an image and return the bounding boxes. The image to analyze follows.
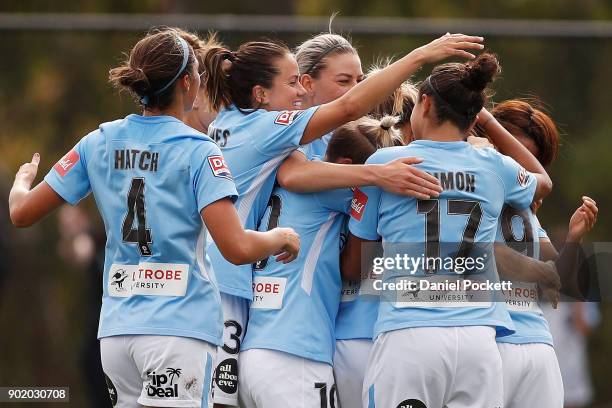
[368,61,419,127]
[327,115,404,163]
[295,33,357,77]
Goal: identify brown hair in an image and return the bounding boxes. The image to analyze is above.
[295,33,357,78]
[108,29,196,109]
[418,52,501,132]
[326,115,404,164]
[202,40,291,112]
[491,99,559,166]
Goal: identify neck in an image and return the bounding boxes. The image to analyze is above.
[419,121,466,142]
[183,111,204,133]
[143,104,184,121]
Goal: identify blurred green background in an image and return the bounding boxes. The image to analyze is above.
[0,1,610,407]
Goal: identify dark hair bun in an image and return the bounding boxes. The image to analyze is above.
[461,53,501,92]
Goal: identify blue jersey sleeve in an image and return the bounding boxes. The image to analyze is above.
[315,188,353,215]
[44,134,93,205]
[251,106,319,157]
[348,186,381,241]
[192,141,238,212]
[498,153,537,210]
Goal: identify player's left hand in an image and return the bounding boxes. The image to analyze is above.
[15,153,40,187]
[567,196,598,243]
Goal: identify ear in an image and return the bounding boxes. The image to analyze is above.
[421,93,432,116]
[335,157,353,165]
[180,73,191,92]
[252,85,269,105]
[300,74,314,94]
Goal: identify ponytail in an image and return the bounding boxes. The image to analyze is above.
[326,115,404,164]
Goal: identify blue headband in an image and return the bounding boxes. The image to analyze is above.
[141,36,190,106]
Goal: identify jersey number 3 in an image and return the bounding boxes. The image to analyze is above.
[122,177,153,256]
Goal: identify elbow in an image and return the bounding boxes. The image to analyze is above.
[277,169,299,191]
[222,243,253,266]
[9,206,34,228]
[538,176,553,200]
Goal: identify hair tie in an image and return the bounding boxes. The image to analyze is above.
[141,35,190,106]
[381,124,391,131]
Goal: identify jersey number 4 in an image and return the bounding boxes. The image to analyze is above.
[122,178,153,256]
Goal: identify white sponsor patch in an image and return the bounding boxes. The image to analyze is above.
[108,263,189,297]
[393,276,492,309]
[502,281,542,313]
[341,280,360,302]
[251,277,286,309]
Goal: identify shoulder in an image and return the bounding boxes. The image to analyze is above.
[365,146,410,165]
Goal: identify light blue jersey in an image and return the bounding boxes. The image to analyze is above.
[44,114,238,345]
[241,185,352,364]
[349,140,538,338]
[298,132,332,160]
[496,208,553,345]
[207,105,319,299]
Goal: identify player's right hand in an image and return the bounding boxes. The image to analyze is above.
[15,153,40,187]
[413,33,485,64]
[375,157,442,199]
[274,227,300,264]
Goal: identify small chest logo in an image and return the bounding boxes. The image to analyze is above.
[54,150,80,177]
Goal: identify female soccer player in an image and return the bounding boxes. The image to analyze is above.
[201,33,484,406]
[342,53,553,407]
[9,30,299,408]
[483,99,598,408]
[368,62,419,144]
[239,116,402,408]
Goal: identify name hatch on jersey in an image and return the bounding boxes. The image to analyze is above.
[208,155,233,180]
[350,188,368,220]
[54,150,80,177]
[274,110,302,126]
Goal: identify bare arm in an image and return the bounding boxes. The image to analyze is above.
[495,243,560,289]
[9,153,65,227]
[277,151,442,199]
[201,198,300,265]
[478,109,552,201]
[542,197,598,300]
[300,34,485,144]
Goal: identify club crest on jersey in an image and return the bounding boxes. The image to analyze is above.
[54,150,80,177]
[274,110,301,126]
[517,167,530,187]
[208,155,232,180]
[350,188,368,221]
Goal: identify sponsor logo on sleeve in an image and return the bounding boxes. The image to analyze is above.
[274,110,301,126]
[208,155,233,180]
[517,167,530,187]
[350,188,368,221]
[54,150,80,177]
